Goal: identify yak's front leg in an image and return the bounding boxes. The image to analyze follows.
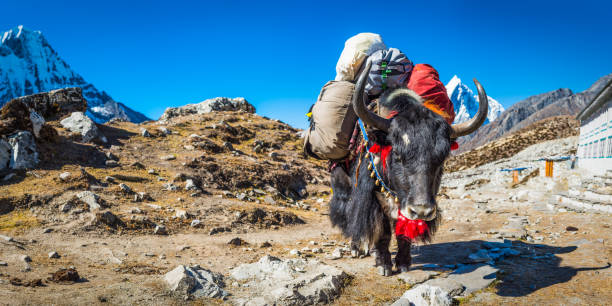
[395,237,412,273]
[371,219,392,276]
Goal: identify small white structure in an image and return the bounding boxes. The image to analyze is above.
[576,79,612,175]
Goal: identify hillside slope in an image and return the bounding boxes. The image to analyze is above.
[456,73,612,153]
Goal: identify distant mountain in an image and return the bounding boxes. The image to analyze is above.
[456,73,612,153]
[0,25,148,123]
[445,75,505,125]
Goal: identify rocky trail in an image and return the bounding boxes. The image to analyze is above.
[0,90,611,305]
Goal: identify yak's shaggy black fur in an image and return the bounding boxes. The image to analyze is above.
[329,88,451,275]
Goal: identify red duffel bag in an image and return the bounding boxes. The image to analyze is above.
[406,64,455,124]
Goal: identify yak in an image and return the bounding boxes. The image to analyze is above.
[329,59,489,276]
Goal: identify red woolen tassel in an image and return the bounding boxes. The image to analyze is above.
[396,208,429,240]
[450,141,459,151]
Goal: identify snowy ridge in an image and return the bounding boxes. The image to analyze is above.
[446,75,504,125]
[0,25,148,123]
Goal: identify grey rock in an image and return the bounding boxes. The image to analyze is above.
[105,176,116,183]
[184,179,198,191]
[158,127,171,135]
[140,128,151,137]
[60,202,73,213]
[190,219,202,227]
[0,262,7,266]
[393,283,454,306]
[230,255,349,305]
[328,248,342,260]
[447,264,499,295]
[468,249,492,263]
[175,209,191,219]
[423,278,465,297]
[154,225,168,235]
[397,270,440,286]
[42,228,53,234]
[160,155,176,161]
[21,255,32,263]
[3,173,16,181]
[0,234,14,242]
[119,183,133,193]
[29,111,45,138]
[76,191,102,210]
[160,97,255,121]
[60,112,102,142]
[48,251,60,259]
[0,139,10,171]
[164,265,228,299]
[105,160,118,167]
[59,172,71,181]
[8,131,38,169]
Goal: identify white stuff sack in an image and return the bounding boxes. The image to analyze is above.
[335,33,386,82]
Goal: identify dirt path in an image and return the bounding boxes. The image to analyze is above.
[1,189,610,305]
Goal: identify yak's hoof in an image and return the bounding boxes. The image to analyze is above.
[398,265,410,273]
[378,265,393,276]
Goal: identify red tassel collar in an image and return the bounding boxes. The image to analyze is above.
[396,209,429,240]
[368,143,392,173]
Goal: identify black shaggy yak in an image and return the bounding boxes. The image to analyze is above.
[329,59,488,276]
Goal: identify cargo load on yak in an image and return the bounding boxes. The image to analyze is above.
[303,34,455,161]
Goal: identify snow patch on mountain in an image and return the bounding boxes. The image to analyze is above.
[0,25,148,123]
[446,75,504,125]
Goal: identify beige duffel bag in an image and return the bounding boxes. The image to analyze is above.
[304,80,358,160]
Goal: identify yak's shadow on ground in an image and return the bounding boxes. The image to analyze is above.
[405,239,610,297]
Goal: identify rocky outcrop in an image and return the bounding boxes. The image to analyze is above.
[7,87,86,120]
[160,97,255,121]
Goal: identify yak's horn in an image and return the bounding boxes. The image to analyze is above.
[450,79,489,138]
[352,58,391,132]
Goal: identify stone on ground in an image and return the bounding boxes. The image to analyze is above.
[29,111,45,138]
[397,270,440,286]
[8,131,39,169]
[230,255,349,305]
[60,112,102,142]
[446,264,499,295]
[164,265,228,299]
[392,283,454,306]
[76,191,102,210]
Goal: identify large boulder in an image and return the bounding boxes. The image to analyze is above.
[60,112,104,143]
[164,265,228,299]
[230,255,349,305]
[7,131,38,169]
[160,97,255,121]
[9,87,87,120]
[0,139,10,170]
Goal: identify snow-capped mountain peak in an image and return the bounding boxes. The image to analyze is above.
[0,25,149,123]
[445,75,504,125]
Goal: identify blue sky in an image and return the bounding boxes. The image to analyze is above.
[2,0,611,128]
